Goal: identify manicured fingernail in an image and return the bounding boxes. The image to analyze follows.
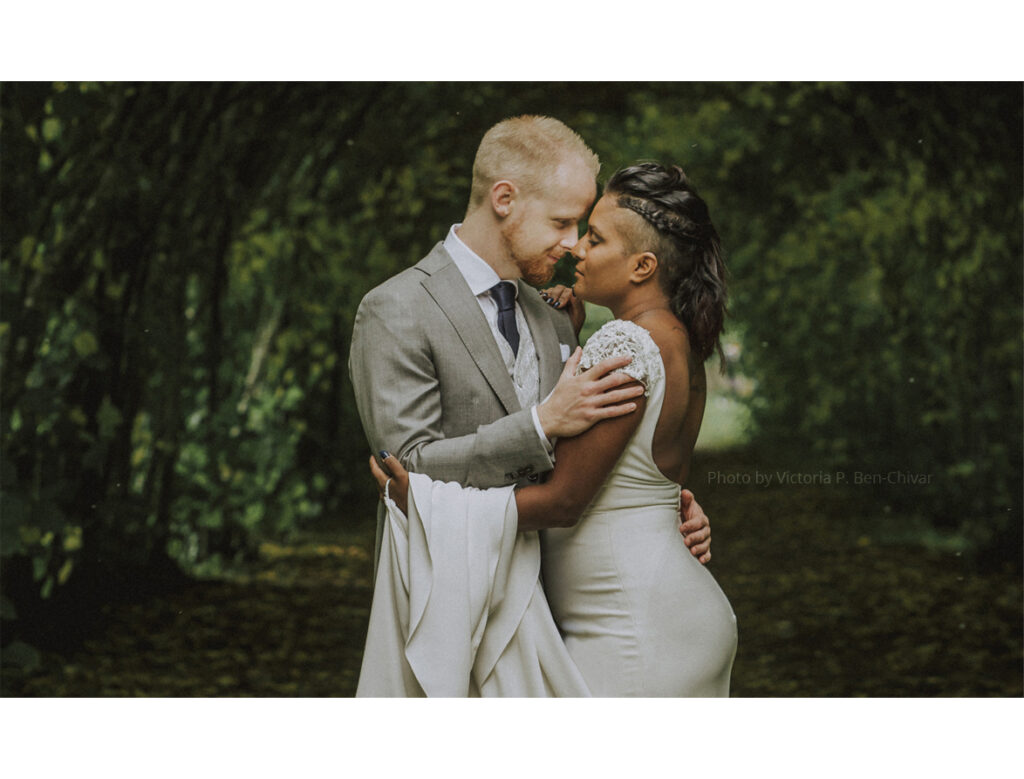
[379,450,391,460]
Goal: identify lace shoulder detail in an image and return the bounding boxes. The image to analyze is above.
[577,319,661,396]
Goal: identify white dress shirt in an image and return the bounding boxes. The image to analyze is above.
[444,225,553,453]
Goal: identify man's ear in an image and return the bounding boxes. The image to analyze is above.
[630,251,659,283]
[490,180,516,218]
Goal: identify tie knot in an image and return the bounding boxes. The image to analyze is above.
[490,281,517,312]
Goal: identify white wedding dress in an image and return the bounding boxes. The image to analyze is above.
[356,320,736,697]
[542,320,737,696]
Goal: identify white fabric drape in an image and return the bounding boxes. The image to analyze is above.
[356,473,589,697]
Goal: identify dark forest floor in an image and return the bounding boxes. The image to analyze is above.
[3,451,1021,697]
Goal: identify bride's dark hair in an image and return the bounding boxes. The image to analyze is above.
[606,162,728,363]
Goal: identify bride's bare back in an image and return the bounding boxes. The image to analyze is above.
[643,310,707,487]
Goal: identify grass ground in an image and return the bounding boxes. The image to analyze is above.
[3,374,1020,697]
[3,444,1020,697]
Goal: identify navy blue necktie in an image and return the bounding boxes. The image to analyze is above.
[490,281,520,357]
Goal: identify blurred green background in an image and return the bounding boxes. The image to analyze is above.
[1,82,1020,696]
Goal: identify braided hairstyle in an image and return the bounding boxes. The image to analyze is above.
[606,162,728,363]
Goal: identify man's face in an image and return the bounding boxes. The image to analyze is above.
[501,160,597,286]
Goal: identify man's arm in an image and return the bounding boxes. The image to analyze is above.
[349,286,643,489]
[349,289,538,487]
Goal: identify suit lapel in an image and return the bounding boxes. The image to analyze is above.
[419,247,522,415]
[517,280,563,396]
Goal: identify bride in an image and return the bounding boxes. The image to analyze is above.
[361,162,736,697]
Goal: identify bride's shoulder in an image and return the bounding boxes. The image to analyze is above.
[640,315,693,368]
[586,319,660,353]
[578,319,662,392]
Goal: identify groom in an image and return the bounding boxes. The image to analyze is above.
[349,115,712,561]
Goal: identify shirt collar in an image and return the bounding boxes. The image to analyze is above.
[444,224,518,299]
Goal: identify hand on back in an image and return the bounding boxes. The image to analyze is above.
[679,489,712,564]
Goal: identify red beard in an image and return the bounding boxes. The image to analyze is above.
[517,254,556,287]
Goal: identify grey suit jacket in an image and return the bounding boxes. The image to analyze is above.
[349,242,578,492]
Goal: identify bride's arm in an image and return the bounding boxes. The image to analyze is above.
[369,385,646,531]
[514,384,646,531]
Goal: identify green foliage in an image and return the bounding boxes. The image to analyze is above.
[0,83,612,601]
[598,83,1022,558]
[2,82,1020,623]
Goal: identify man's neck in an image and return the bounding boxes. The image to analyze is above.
[456,210,519,280]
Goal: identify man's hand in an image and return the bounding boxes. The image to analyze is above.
[540,285,585,336]
[537,348,645,439]
[679,489,711,564]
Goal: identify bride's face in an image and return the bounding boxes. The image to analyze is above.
[570,194,637,307]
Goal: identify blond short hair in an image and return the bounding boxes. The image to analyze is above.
[469,115,600,208]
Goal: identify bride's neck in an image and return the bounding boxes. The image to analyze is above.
[612,290,672,324]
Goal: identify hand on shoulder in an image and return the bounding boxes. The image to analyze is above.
[537,346,645,439]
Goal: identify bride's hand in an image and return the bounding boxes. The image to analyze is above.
[369,451,409,515]
[540,285,586,336]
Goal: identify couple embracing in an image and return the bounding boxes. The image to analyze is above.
[349,115,736,697]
